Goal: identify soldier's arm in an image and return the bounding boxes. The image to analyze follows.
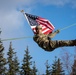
[48,30,60,38]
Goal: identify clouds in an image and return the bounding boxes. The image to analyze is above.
[0,0,37,29]
[0,0,26,35]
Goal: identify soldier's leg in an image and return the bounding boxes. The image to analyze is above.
[58,40,76,47]
[43,40,76,52]
[49,40,76,51]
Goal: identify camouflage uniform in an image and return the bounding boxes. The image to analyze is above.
[33,26,76,52]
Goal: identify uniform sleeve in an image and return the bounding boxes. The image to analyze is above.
[48,30,60,38]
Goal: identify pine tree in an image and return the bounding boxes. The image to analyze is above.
[45,60,51,75]
[51,57,64,75]
[21,46,32,75]
[13,52,20,74]
[7,42,20,75]
[0,28,7,75]
[51,57,57,75]
[31,61,37,75]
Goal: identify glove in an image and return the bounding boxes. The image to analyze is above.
[55,29,60,33]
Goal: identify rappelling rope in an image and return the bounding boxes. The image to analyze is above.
[1,36,32,41]
[1,23,76,41]
[60,23,76,31]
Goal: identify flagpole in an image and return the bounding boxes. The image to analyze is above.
[21,10,31,28]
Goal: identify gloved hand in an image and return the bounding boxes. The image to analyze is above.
[55,29,60,33]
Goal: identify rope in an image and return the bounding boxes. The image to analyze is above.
[1,36,32,41]
[1,23,76,41]
[60,23,76,31]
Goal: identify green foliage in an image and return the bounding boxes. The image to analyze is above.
[13,52,20,74]
[21,46,32,75]
[7,42,20,75]
[0,40,6,75]
[51,57,65,75]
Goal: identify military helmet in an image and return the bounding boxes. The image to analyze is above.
[36,25,42,30]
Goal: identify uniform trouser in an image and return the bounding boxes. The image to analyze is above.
[44,40,76,51]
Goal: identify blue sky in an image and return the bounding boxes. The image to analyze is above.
[0,0,76,74]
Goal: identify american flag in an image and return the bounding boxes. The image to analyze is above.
[24,13,55,34]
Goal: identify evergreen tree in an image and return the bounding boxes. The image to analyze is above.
[21,46,32,75]
[31,61,37,75]
[7,42,19,75]
[13,52,20,74]
[51,57,58,75]
[51,57,64,75]
[45,60,51,75]
[0,29,7,75]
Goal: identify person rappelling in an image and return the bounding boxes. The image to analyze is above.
[33,25,76,51]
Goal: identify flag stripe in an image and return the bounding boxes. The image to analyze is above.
[36,19,53,34]
[36,18,55,30]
